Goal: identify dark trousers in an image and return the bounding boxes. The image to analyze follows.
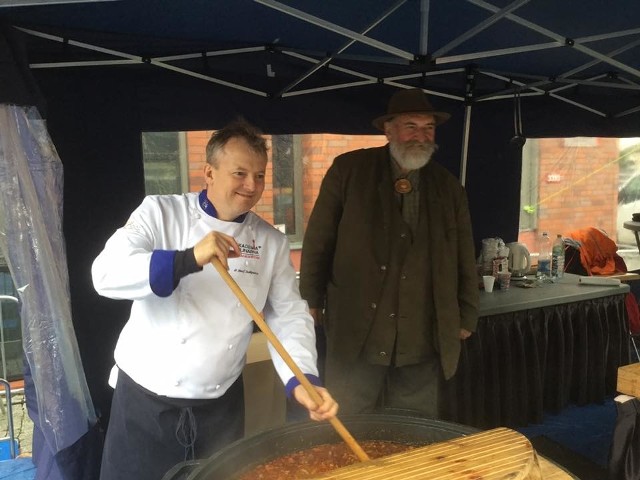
[324,354,442,417]
[99,370,244,480]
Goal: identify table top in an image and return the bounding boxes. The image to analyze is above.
[623,220,640,231]
[479,273,630,316]
[607,272,640,282]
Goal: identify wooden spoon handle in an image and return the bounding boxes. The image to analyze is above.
[211,258,370,462]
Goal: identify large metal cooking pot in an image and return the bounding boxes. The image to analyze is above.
[162,413,578,480]
[163,413,479,480]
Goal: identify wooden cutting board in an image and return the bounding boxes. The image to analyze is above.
[539,457,574,479]
[309,427,571,479]
[617,362,640,397]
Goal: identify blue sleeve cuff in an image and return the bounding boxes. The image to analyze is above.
[150,250,177,297]
[285,374,322,399]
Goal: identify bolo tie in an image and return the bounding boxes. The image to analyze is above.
[394,178,412,194]
[394,177,413,230]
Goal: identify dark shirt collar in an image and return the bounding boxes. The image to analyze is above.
[199,189,247,223]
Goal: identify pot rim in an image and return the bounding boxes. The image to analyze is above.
[185,413,480,480]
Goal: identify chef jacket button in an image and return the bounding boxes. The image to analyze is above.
[389,313,396,318]
[228,344,233,350]
[180,338,187,344]
[237,302,241,307]
[380,265,387,271]
[379,351,387,357]
[401,274,407,280]
[400,233,407,238]
[215,384,221,390]
[245,260,249,266]
[174,380,181,386]
[370,303,377,309]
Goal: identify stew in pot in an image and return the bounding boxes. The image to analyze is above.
[235,440,415,479]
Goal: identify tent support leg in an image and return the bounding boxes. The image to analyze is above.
[460,69,475,186]
[419,0,430,56]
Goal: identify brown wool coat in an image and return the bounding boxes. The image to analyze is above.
[299,145,479,380]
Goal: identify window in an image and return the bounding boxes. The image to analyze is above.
[518,137,640,270]
[519,140,539,232]
[142,132,188,195]
[271,135,303,242]
[0,265,22,381]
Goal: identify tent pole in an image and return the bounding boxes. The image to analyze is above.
[460,104,472,187]
[419,0,429,55]
[460,68,475,186]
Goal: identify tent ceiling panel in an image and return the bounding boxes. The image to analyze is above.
[0,0,638,134]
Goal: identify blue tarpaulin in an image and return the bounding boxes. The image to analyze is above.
[0,458,36,480]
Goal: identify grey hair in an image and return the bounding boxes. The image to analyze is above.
[205,118,268,166]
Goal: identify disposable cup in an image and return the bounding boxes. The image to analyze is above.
[498,271,512,290]
[482,275,495,292]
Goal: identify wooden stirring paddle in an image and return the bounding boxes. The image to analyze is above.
[211,258,370,462]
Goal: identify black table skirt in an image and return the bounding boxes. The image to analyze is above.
[443,293,629,429]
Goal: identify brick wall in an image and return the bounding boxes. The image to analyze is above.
[518,137,619,253]
[187,132,621,268]
[299,134,387,230]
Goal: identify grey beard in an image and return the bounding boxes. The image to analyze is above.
[390,141,438,171]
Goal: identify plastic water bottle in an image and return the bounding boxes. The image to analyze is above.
[551,234,565,278]
[536,232,551,280]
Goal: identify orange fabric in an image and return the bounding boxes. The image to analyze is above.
[564,227,627,276]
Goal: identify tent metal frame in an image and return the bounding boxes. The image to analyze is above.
[13,0,640,181]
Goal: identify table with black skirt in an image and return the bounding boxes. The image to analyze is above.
[443,273,630,429]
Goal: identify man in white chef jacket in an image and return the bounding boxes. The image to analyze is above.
[92,119,338,480]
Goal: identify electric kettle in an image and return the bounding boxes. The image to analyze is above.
[506,242,531,277]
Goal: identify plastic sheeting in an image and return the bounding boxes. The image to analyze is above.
[0,104,97,477]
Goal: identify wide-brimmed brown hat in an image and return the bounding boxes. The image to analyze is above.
[372,88,451,131]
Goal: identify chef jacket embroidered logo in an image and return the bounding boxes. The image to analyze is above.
[238,240,261,259]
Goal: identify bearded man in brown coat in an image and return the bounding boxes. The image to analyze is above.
[299,88,479,417]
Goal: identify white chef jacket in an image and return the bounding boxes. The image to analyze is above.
[92,192,318,399]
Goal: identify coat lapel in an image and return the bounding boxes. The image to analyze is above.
[421,163,444,301]
[375,147,394,263]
